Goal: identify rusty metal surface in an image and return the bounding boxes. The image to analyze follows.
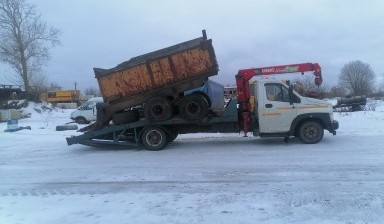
[94,33,218,104]
[95,37,204,77]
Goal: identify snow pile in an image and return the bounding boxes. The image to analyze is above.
[1,99,28,109]
[366,98,384,111]
[3,101,76,130]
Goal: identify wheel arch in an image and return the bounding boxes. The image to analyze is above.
[290,113,329,136]
[74,116,89,124]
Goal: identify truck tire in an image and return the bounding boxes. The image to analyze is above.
[298,121,324,144]
[144,97,172,122]
[141,126,168,151]
[112,110,140,125]
[179,94,209,121]
[56,124,78,131]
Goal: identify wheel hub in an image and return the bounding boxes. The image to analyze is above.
[146,130,162,146]
[305,126,318,138]
[186,102,200,116]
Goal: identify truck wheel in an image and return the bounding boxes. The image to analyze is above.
[141,127,168,151]
[298,121,324,144]
[75,117,88,124]
[112,110,140,125]
[144,97,172,121]
[179,94,209,121]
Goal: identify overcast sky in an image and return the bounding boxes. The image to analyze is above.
[1,0,383,91]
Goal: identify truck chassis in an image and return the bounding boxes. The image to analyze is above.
[67,99,239,150]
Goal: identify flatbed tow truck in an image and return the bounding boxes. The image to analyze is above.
[66,31,338,150]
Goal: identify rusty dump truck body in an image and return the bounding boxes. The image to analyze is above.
[94,30,218,127]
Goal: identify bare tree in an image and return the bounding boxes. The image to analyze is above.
[49,82,61,91]
[338,60,375,96]
[377,73,384,97]
[293,75,329,98]
[329,85,346,98]
[84,87,100,97]
[293,75,319,93]
[0,0,60,97]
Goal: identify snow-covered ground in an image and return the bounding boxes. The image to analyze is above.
[1,101,384,224]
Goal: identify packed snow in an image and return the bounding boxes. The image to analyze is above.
[1,100,384,224]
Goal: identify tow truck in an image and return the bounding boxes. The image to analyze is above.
[66,32,338,150]
[67,63,338,150]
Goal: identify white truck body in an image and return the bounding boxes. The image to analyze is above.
[252,80,336,137]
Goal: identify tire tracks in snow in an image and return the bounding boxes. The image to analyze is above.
[1,178,384,197]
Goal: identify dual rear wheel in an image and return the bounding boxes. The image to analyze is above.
[144,97,172,122]
[179,94,209,121]
[144,94,209,122]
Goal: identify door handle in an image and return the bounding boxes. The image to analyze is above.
[265,104,273,108]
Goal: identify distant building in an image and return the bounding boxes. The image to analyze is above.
[224,85,237,100]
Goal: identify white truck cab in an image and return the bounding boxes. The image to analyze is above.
[70,97,103,124]
[251,80,338,143]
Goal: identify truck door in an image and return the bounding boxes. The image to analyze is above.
[258,83,297,133]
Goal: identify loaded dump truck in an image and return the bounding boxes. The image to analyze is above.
[93,30,218,129]
[67,30,339,150]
